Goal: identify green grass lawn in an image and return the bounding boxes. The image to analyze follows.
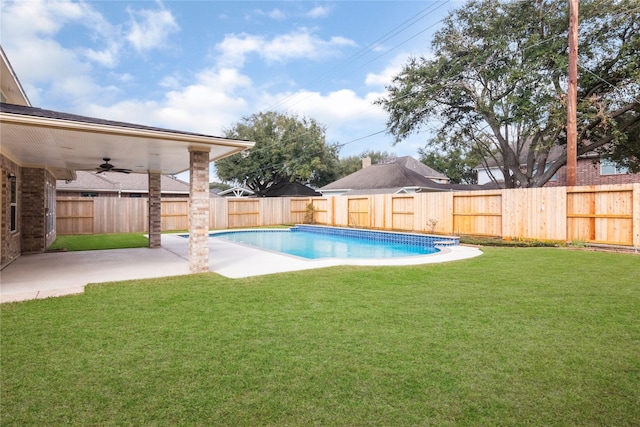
[48,233,149,251]
[1,247,639,426]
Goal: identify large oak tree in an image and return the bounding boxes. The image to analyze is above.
[336,150,396,178]
[215,111,339,195]
[377,0,640,188]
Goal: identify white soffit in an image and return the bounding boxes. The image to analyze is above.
[0,112,254,180]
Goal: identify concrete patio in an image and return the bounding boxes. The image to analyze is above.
[1,234,483,303]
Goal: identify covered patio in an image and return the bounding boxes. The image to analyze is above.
[0,46,255,282]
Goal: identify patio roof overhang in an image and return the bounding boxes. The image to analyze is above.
[0,105,254,180]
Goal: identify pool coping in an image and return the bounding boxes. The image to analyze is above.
[190,227,483,278]
[1,231,483,302]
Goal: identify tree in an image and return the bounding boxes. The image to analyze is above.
[376,0,640,188]
[419,147,479,184]
[215,111,339,195]
[336,150,396,178]
[209,181,232,192]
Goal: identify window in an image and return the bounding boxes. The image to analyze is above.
[544,164,557,181]
[532,164,557,182]
[81,192,98,197]
[9,175,17,232]
[46,181,56,236]
[600,159,629,175]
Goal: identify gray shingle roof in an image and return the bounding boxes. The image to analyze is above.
[320,156,496,194]
[262,182,321,197]
[392,156,449,180]
[57,171,190,194]
[321,157,448,191]
[1,103,243,141]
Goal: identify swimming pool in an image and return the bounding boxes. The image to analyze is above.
[210,225,459,260]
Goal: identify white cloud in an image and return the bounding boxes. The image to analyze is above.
[125,7,179,52]
[215,29,356,67]
[285,89,385,123]
[251,7,286,20]
[0,1,422,160]
[82,42,121,68]
[109,72,134,83]
[83,67,252,136]
[365,53,413,87]
[306,6,331,19]
[0,0,84,37]
[214,33,263,68]
[159,75,181,89]
[0,0,127,106]
[264,30,356,62]
[268,8,286,20]
[1,0,122,66]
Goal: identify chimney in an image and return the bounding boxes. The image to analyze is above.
[362,156,371,169]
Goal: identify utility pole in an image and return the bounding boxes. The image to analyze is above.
[567,0,579,186]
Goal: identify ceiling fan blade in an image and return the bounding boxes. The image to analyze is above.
[91,158,132,173]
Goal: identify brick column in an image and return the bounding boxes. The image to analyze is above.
[20,168,46,253]
[148,172,162,248]
[189,149,210,273]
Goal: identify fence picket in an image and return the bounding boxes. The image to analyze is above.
[55,184,640,246]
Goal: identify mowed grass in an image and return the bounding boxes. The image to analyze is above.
[1,247,639,426]
[48,233,149,251]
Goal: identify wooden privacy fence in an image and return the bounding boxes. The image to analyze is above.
[57,198,147,234]
[56,183,640,246]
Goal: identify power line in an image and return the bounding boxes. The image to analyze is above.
[219,0,639,183]
[228,2,454,164]
[336,129,388,148]
[221,30,569,179]
[267,1,449,112]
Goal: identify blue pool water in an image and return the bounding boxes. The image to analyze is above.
[210,226,454,259]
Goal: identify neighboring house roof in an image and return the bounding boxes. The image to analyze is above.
[320,156,494,195]
[57,171,190,194]
[262,181,322,197]
[391,156,450,182]
[320,156,453,195]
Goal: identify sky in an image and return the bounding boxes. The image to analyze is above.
[1,0,463,179]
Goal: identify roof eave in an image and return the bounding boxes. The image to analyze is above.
[0,46,31,106]
[0,112,254,151]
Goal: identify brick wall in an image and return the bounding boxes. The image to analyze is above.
[148,173,161,247]
[188,150,210,273]
[0,155,21,267]
[545,159,640,187]
[21,168,47,253]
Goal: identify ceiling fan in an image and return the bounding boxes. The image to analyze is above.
[95,158,132,174]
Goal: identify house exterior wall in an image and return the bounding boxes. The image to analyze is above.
[545,159,640,187]
[1,154,22,267]
[20,167,56,254]
[477,159,640,188]
[477,167,503,185]
[56,191,188,198]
